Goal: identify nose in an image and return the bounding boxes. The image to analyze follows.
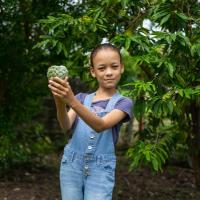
[105,68,113,76]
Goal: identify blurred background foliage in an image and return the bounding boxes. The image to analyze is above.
[0,0,200,188]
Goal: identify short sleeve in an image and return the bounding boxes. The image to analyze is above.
[75,93,88,104]
[114,97,133,123]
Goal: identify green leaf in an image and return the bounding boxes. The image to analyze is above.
[160,14,171,26]
[184,88,193,99]
[176,74,186,86]
[162,102,168,115]
[132,154,141,169]
[52,40,58,48]
[133,99,146,120]
[167,100,173,114]
[165,61,174,78]
[177,89,183,97]
[145,151,151,161]
[125,38,131,50]
[56,42,62,55]
[153,99,161,115]
[191,41,200,56]
[156,150,166,164]
[151,156,159,171]
[62,45,68,58]
[157,147,168,159]
[47,15,56,22]
[153,11,169,20]
[171,33,177,41]
[193,86,200,94]
[176,12,189,21]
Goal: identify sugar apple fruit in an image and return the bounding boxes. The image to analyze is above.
[47,65,68,79]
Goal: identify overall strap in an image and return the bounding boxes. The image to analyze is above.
[83,92,122,111]
[105,92,123,112]
[83,93,95,108]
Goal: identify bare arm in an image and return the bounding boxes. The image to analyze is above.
[48,77,126,133]
[51,91,77,132]
[69,98,126,132]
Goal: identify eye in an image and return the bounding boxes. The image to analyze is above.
[112,65,119,69]
[98,67,105,71]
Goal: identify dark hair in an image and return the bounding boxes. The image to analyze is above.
[90,43,122,67]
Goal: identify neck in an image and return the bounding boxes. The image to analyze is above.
[95,88,117,98]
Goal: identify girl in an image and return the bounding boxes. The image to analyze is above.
[48,43,133,200]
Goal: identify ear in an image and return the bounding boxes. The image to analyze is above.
[121,64,124,74]
[90,67,96,78]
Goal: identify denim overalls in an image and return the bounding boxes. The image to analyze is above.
[60,92,122,200]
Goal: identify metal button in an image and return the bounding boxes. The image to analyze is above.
[84,171,90,176]
[85,165,88,169]
[85,156,90,161]
[88,146,92,150]
[90,135,95,139]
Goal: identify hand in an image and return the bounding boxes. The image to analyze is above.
[48,76,75,105]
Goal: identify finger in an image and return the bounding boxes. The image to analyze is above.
[49,84,62,94]
[52,88,66,97]
[49,80,66,91]
[52,91,62,98]
[53,76,68,87]
[66,81,70,87]
[49,84,69,97]
[64,76,68,82]
[48,84,61,95]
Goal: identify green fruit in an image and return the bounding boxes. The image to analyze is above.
[47,65,68,79]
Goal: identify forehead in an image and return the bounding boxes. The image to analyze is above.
[92,49,120,63]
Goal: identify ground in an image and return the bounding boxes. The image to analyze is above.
[0,150,200,200]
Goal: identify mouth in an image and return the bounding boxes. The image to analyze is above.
[105,79,115,81]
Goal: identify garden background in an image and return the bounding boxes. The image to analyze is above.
[1,0,200,199]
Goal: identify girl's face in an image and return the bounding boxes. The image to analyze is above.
[90,49,124,89]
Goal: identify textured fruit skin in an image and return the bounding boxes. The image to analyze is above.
[47,65,68,79]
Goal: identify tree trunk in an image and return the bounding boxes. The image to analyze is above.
[124,117,134,145]
[116,118,135,150]
[139,116,145,132]
[188,101,200,189]
[0,80,6,104]
[191,152,200,189]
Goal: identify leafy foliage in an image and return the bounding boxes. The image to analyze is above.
[34,0,200,175]
[1,0,200,185]
[0,0,67,173]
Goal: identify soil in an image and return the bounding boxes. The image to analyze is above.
[0,150,200,200]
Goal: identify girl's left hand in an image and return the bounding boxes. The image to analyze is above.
[48,76,75,105]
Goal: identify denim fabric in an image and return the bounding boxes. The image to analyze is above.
[60,92,122,200]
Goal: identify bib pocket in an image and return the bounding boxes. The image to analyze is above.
[61,153,83,172]
[61,155,72,166]
[96,159,116,174]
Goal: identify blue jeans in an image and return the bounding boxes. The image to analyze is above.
[60,149,116,200]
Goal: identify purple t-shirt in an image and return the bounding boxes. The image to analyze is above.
[72,93,133,144]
